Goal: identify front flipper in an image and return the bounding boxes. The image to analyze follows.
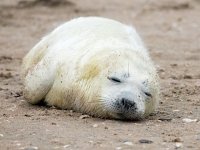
[23,57,56,104]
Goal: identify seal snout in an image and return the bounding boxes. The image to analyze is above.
[118,98,136,110]
[115,92,137,113]
[111,91,144,120]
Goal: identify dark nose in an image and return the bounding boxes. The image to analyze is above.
[120,98,136,109]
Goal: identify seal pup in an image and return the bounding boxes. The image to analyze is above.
[22,17,160,120]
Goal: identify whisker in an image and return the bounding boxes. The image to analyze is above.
[127,61,130,77]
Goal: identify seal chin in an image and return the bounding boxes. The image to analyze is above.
[116,112,144,120]
[109,110,144,120]
[108,95,144,120]
[106,102,145,120]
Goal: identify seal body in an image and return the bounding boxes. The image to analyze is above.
[22,17,159,120]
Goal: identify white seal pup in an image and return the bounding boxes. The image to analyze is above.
[22,17,160,120]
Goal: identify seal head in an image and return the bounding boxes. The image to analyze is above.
[79,50,159,120]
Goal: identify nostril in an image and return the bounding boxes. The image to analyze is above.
[121,98,126,105]
[120,98,135,109]
[144,92,152,98]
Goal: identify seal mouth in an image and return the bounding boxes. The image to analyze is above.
[114,111,144,120]
[110,98,143,120]
[102,97,145,120]
[108,105,144,120]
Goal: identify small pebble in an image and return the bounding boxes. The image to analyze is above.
[24,114,32,117]
[51,122,56,125]
[173,110,180,112]
[88,140,94,143]
[68,110,73,116]
[175,143,183,149]
[139,139,153,144]
[123,141,133,146]
[16,143,21,146]
[79,115,90,119]
[183,75,192,79]
[172,137,182,142]
[63,145,70,148]
[24,146,38,150]
[0,134,3,137]
[116,147,122,150]
[92,124,98,128]
[158,117,172,121]
[182,118,197,123]
[170,63,178,67]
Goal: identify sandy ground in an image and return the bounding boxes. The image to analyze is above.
[0,0,200,149]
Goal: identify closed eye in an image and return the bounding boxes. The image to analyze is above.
[107,76,121,83]
[144,92,152,98]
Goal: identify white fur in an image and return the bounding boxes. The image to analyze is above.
[22,17,159,120]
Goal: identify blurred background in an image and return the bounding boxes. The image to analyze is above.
[0,0,200,149]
